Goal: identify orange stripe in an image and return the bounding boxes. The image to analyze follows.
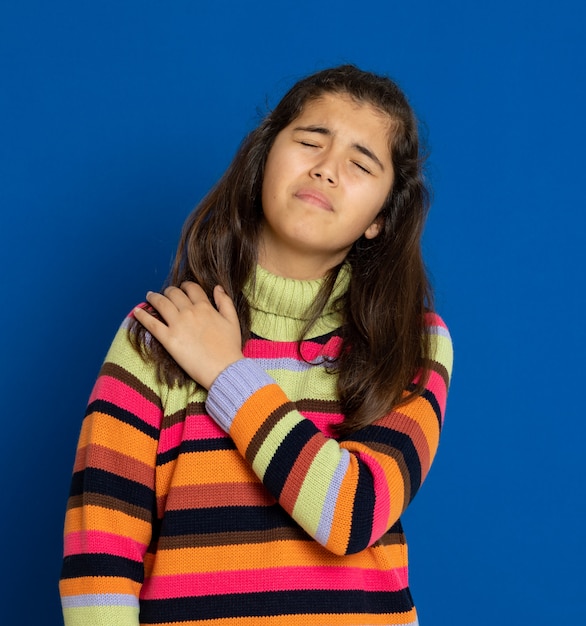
[376,400,441,481]
[351,446,405,527]
[147,540,406,575]
[79,413,157,465]
[151,608,417,626]
[64,505,151,540]
[59,576,141,597]
[395,394,441,443]
[230,384,288,448]
[157,449,259,487]
[324,462,357,553]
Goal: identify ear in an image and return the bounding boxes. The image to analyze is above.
[363,216,383,240]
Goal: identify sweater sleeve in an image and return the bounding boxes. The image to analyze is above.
[59,315,163,626]
[205,312,453,556]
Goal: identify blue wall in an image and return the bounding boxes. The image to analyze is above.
[2,1,584,623]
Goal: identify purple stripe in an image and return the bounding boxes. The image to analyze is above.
[206,359,274,432]
[315,449,350,546]
[62,593,139,608]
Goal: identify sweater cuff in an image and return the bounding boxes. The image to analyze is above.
[205,358,275,432]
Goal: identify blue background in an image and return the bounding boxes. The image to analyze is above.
[2,1,584,624]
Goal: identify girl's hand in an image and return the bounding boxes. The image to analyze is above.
[133,282,243,390]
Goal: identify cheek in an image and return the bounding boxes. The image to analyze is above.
[361,185,390,220]
[261,160,279,206]
[372,179,393,215]
[262,149,288,202]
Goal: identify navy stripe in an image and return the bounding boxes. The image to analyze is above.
[61,553,144,583]
[160,504,296,536]
[139,589,413,622]
[250,330,337,345]
[87,399,159,439]
[406,384,442,431]
[421,388,442,431]
[263,419,317,498]
[353,425,422,503]
[157,437,235,465]
[69,467,154,510]
[346,462,376,553]
[388,518,404,534]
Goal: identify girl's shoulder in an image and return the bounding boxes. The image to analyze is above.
[424,311,453,379]
[99,306,163,391]
[424,311,451,334]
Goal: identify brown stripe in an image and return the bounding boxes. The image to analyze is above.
[361,441,412,509]
[245,402,296,464]
[163,483,276,511]
[280,434,324,508]
[160,402,208,430]
[158,527,309,550]
[67,493,152,522]
[429,359,450,389]
[375,532,406,547]
[100,362,161,407]
[186,401,207,414]
[160,407,186,430]
[374,411,431,476]
[295,399,341,414]
[74,443,154,487]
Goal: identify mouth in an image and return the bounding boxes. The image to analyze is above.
[294,188,333,211]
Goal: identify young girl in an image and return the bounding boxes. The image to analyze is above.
[60,65,453,625]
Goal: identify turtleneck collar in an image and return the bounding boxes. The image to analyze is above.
[243,264,350,341]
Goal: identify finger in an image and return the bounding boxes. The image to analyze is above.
[146,290,187,323]
[180,281,209,304]
[213,285,239,324]
[162,285,195,309]
[133,304,169,339]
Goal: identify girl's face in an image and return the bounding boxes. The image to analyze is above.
[260,92,394,279]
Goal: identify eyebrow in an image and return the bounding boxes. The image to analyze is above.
[293,125,386,172]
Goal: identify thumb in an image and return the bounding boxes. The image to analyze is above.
[213,285,239,324]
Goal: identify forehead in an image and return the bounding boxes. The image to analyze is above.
[289,93,393,153]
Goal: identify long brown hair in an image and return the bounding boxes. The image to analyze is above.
[130,64,434,436]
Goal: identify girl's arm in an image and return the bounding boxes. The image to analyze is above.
[60,316,163,626]
[205,314,452,555]
[135,283,453,556]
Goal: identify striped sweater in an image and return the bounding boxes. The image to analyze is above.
[60,264,453,625]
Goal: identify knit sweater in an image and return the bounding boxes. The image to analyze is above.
[60,265,453,626]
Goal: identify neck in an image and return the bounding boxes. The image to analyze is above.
[258,241,347,281]
[243,263,351,341]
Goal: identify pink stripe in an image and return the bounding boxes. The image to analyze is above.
[425,311,448,330]
[64,530,146,562]
[353,451,391,544]
[244,337,342,360]
[410,367,448,424]
[301,411,344,436]
[141,565,408,599]
[158,415,226,454]
[184,414,226,440]
[157,421,184,454]
[90,376,161,429]
[244,339,300,358]
[426,369,448,417]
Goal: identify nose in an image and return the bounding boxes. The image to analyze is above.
[309,150,338,185]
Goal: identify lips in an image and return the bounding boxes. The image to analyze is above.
[294,188,333,211]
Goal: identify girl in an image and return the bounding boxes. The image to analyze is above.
[60,65,453,625]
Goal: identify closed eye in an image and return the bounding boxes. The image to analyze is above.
[298,141,319,148]
[353,161,372,175]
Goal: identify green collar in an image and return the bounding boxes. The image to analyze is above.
[244,264,350,341]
